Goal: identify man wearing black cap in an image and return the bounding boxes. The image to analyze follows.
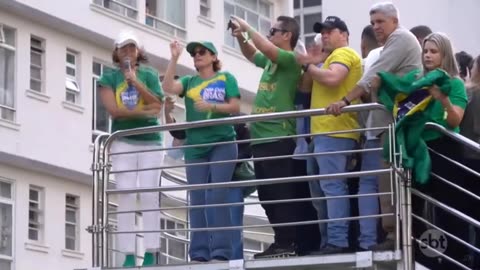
[296,16,362,254]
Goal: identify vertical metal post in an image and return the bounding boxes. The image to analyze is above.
[91,138,99,267]
[400,167,413,270]
[389,123,401,253]
[186,185,191,256]
[102,142,111,268]
[400,168,409,269]
[405,169,413,270]
[91,134,108,267]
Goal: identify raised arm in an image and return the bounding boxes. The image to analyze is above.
[327,32,418,115]
[231,20,258,63]
[162,41,185,95]
[231,15,280,63]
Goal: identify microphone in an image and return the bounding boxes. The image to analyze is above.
[123,57,131,72]
[123,58,132,86]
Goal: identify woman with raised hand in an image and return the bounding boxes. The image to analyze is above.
[162,40,241,262]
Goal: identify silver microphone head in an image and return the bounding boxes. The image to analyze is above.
[123,58,131,72]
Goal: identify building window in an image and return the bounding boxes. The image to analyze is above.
[145,0,186,39]
[65,50,80,104]
[65,194,79,251]
[200,0,211,18]
[294,0,322,45]
[224,0,272,49]
[28,186,44,242]
[294,0,322,9]
[0,24,16,122]
[30,36,44,93]
[159,217,187,265]
[92,61,113,141]
[93,0,138,19]
[0,180,13,270]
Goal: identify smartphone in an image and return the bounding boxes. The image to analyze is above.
[227,20,237,31]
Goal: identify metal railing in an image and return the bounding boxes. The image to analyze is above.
[89,103,412,269]
[92,0,138,19]
[145,14,187,39]
[410,122,480,270]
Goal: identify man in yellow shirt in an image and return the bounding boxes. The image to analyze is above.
[297,16,362,254]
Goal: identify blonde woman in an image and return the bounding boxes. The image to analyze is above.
[413,32,468,270]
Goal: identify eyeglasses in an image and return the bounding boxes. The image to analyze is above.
[190,48,208,57]
[269,28,288,36]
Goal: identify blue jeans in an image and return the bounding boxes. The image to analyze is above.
[186,143,237,260]
[206,186,244,260]
[229,187,244,259]
[306,146,327,249]
[311,135,356,248]
[358,139,381,249]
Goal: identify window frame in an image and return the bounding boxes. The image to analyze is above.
[159,217,188,264]
[0,178,15,270]
[224,0,273,49]
[0,24,16,122]
[199,0,211,18]
[145,0,187,39]
[293,0,322,45]
[65,49,81,104]
[29,36,45,93]
[92,60,113,141]
[93,0,139,20]
[65,194,80,251]
[28,185,44,242]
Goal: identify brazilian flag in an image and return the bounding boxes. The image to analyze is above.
[377,69,453,184]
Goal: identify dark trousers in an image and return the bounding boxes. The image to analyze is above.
[292,159,322,253]
[413,136,479,269]
[252,139,299,246]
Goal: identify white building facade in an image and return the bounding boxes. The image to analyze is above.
[0,0,293,269]
[3,0,478,269]
[295,0,480,57]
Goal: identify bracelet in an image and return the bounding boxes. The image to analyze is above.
[242,29,253,43]
[342,96,351,106]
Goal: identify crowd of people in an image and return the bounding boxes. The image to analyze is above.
[96,1,480,269]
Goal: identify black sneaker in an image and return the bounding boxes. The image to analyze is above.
[309,244,350,255]
[253,243,297,259]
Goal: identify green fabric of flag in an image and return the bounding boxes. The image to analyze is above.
[377,69,453,184]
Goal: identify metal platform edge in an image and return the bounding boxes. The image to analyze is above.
[79,250,402,270]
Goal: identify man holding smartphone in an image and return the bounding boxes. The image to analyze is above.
[229,15,308,258]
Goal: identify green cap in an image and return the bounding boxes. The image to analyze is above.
[186,41,218,55]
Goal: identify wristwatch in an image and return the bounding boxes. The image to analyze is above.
[342,96,351,106]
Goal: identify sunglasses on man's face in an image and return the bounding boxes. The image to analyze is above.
[269,28,287,37]
[190,48,208,57]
